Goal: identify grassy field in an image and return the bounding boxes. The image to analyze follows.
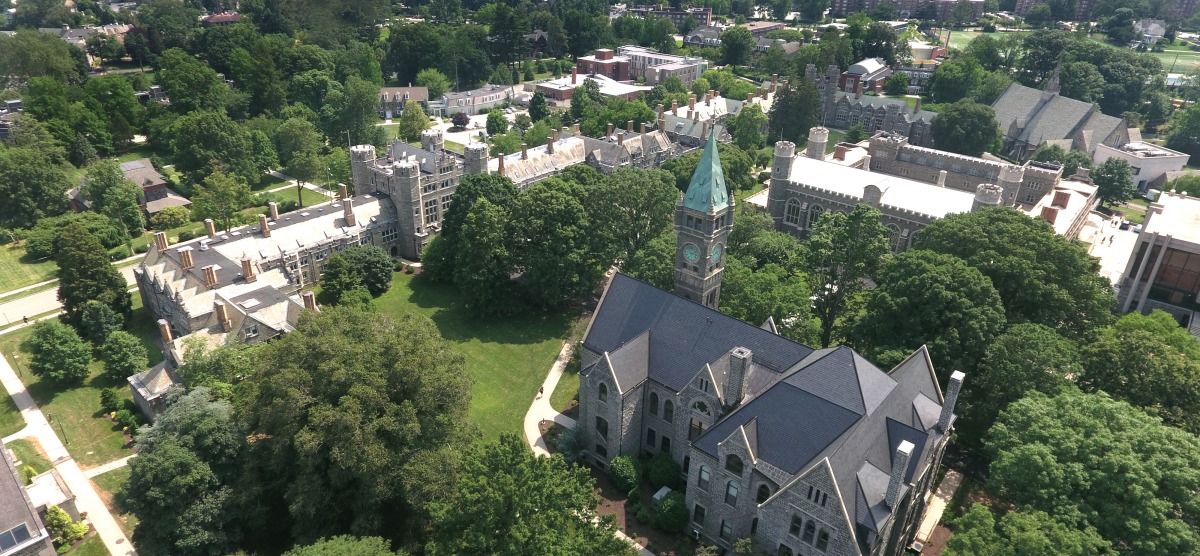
[5,437,52,475]
[0,299,162,469]
[0,394,24,437]
[91,466,138,539]
[1150,49,1200,73]
[826,129,848,151]
[251,173,289,192]
[260,186,332,208]
[0,242,58,294]
[372,273,574,440]
[70,535,110,556]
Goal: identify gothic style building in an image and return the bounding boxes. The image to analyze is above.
[577,132,963,555]
[806,64,936,147]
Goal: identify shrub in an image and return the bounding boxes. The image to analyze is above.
[21,465,37,485]
[134,243,150,254]
[654,492,688,533]
[99,388,120,413]
[102,330,150,381]
[646,452,682,490]
[610,455,641,493]
[149,206,192,230]
[22,322,92,384]
[114,409,139,430]
[177,229,199,242]
[555,423,585,463]
[636,506,651,524]
[25,213,128,259]
[45,505,88,547]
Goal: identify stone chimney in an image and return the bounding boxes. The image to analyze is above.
[727,347,751,407]
[178,247,194,270]
[706,89,713,106]
[607,122,614,137]
[157,319,173,344]
[201,265,218,289]
[571,67,577,85]
[617,131,625,146]
[627,119,633,133]
[862,153,872,170]
[855,80,863,99]
[914,97,922,114]
[344,199,356,227]
[938,371,965,432]
[214,300,231,332]
[671,99,679,114]
[572,123,580,136]
[268,202,280,221]
[693,110,700,123]
[153,232,168,253]
[937,170,947,188]
[689,93,695,113]
[656,103,664,120]
[521,143,528,160]
[242,257,256,283]
[259,214,271,238]
[339,184,348,201]
[885,441,915,509]
[498,153,506,177]
[301,290,318,311]
[747,91,755,103]
[548,132,557,154]
[701,121,709,140]
[204,219,217,238]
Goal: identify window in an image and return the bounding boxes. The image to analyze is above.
[699,378,710,393]
[1023,194,1036,203]
[807,205,824,228]
[887,224,903,253]
[693,504,706,525]
[424,199,439,224]
[441,196,451,214]
[0,524,32,551]
[757,484,771,504]
[802,521,816,544]
[778,545,794,556]
[244,325,259,338]
[661,436,671,453]
[785,198,803,226]
[698,466,711,490]
[816,529,830,551]
[692,401,710,415]
[649,392,659,415]
[725,481,739,506]
[719,520,733,541]
[598,382,608,403]
[382,227,399,242]
[689,417,707,440]
[789,514,802,536]
[647,428,657,447]
[663,400,674,422]
[423,181,437,194]
[595,444,608,457]
[596,417,609,440]
[725,455,744,475]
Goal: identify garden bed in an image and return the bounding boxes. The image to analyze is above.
[590,468,701,555]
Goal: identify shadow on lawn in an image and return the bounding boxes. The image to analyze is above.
[405,274,573,346]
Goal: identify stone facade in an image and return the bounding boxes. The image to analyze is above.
[807,65,936,147]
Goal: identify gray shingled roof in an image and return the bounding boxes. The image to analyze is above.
[992,82,1126,149]
[834,92,935,122]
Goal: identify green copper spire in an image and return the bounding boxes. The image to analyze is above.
[683,130,729,213]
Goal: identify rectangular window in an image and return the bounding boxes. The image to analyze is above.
[595,444,608,457]
[698,466,711,490]
[596,417,609,440]
[647,428,657,447]
[0,524,32,550]
[422,181,437,194]
[424,199,439,225]
[244,325,259,338]
[382,228,399,242]
[689,418,707,440]
[719,520,732,541]
[660,436,671,453]
[693,504,706,525]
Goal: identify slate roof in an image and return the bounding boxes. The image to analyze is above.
[991,82,1126,150]
[834,92,936,123]
[683,131,729,213]
[121,158,167,189]
[582,273,813,392]
[0,446,49,555]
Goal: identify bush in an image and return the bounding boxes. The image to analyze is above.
[177,229,199,242]
[115,409,139,430]
[25,213,128,259]
[99,388,120,413]
[636,506,651,524]
[149,206,192,230]
[646,452,682,490]
[45,505,88,547]
[610,455,641,493]
[22,322,92,385]
[102,330,150,381]
[556,423,585,463]
[654,492,689,533]
[21,465,37,485]
[134,243,150,254]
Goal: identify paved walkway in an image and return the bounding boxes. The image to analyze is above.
[521,341,654,556]
[0,345,136,555]
[265,171,336,198]
[0,266,138,327]
[83,454,138,479]
[916,469,963,543]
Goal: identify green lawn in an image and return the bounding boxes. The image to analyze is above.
[1150,49,1200,73]
[90,466,138,539]
[260,186,332,208]
[549,349,580,414]
[252,173,290,192]
[69,535,110,556]
[5,438,52,475]
[0,299,162,469]
[826,129,848,151]
[372,273,573,440]
[0,395,24,438]
[0,242,58,294]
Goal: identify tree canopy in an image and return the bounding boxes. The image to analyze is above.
[806,205,889,348]
[21,321,92,385]
[930,100,1002,157]
[56,222,131,329]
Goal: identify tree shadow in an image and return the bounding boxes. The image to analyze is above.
[405,275,573,346]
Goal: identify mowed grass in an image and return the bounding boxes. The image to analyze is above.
[373,273,572,440]
[91,466,138,539]
[69,535,111,556]
[0,395,24,438]
[0,242,58,294]
[5,437,52,474]
[260,186,333,208]
[0,299,163,469]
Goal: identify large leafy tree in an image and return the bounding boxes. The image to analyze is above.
[721,258,816,343]
[806,205,889,348]
[415,68,451,99]
[768,80,821,144]
[138,0,201,54]
[191,169,253,232]
[397,100,431,142]
[319,246,395,304]
[102,330,150,382]
[169,111,261,185]
[21,321,92,384]
[849,249,1006,378]
[156,48,228,114]
[987,389,1200,555]
[930,100,1001,157]
[946,505,1110,556]
[661,143,757,193]
[237,307,474,544]
[1031,144,1093,177]
[320,75,386,147]
[0,30,87,88]
[426,434,635,556]
[914,208,1114,338]
[622,231,675,291]
[79,301,124,346]
[584,168,678,266]
[0,146,71,229]
[284,536,399,556]
[422,174,518,282]
[1092,157,1136,207]
[83,160,146,235]
[56,222,132,328]
[510,180,603,309]
[720,26,754,65]
[726,103,767,151]
[451,198,518,316]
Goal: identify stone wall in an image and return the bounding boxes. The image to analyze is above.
[758,463,859,556]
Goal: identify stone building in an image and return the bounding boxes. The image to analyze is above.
[489,123,676,188]
[577,133,962,556]
[0,446,54,556]
[807,65,936,147]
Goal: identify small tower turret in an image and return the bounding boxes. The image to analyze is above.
[806,127,828,160]
[972,183,1004,212]
[464,142,489,176]
[349,145,376,194]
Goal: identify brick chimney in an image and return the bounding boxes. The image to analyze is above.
[689,93,695,113]
[157,319,173,345]
[834,144,847,161]
[571,67,577,85]
[205,219,217,238]
[339,183,348,201]
[268,202,280,221]
[855,80,863,99]
[1040,206,1059,225]
[771,73,779,92]
[301,290,318,311]
[521,143,528,160]
[640,122,647,134]
[241,257,256,283]
[627,119,633,133]
[259,214,271,238]
[617,131,625,146]
[607,122,614,137]
[153,232,168,253]
[706,89,713,105]
[344,198,356,227]
[885,441,914,509]
[214,300,231,332]
[572,123,580,136]
[498,153,506,177]
[548,131,557,154]
[671,99,679,114]
[201,265,218,289]
[938,371,965,432]
[178,247,194,270]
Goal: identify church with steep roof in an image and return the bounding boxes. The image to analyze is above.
[577,132,964,556]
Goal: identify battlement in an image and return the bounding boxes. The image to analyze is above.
[789,181,942,221]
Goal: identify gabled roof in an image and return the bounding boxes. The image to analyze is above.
[683,131,729,213]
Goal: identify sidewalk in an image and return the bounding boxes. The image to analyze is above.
[0,266,137,327]
[83,454,138,479]
[265,171,336,197]
[916,469,963,543]
[0,348,136,555]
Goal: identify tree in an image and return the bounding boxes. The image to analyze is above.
[276,117,324,204]
[452,199,518,315]
[1167,101,1200,152]
[25,213,128,260]
[930,100,1001,156]
[850,250,1007,376]
[1059,61,1106,104]
[529,91,550,122]
[320,75,388,148]
[1031,144,1093,177]
[102,330,150,382]
[914,208,1113,338]
[583,168,678,266]
[727,103,767,150]
[1024,4,1053,26]
[654,492,689,533]
[511,180,604,308]
[415,68,451,99]
[56,222,132,328]
[84,160,145,235]
[450,112,471,129]
[798,0,829,21]
[661,143,757,193]
[150,206,192,231]
[138,0,201,53]
[285,536,398,556]
[0,147,71,229]
[191,169,253,232]
[721,259,813,338]
[806,205,889,348]
[44,505,89,548]
[239,307,474,543]
[169,111,260,185]
[1092,157,1136,206]
[0,30,86,89]
[945,505,1110,556]
[21,322,92,384]
[86,33,126,67]
[622,232,675,291]
[422,174,518,282]
[768,81,821,144]
[397,100,431,142]
[720,26,755,65]
[174,341,257,399]
[861,22,910,65]
[486,110,509,135]
[845,124,868,143]
[319,247,394,304]
[79,301,124,346]
[986,389,1200,555]
[156,48,227,114]
[883,71,908,95]
[427,434,635,556]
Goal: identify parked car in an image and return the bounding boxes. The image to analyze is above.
[1133,224,1143,233]
[1119,220,1131,230]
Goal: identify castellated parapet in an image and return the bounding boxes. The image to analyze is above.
[806,127,828,159]
[973,183,1004,212]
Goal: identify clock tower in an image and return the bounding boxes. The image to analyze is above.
[675,130,733,309]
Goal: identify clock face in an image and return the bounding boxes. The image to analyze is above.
[711,244,723,261]
[683,243,700,263]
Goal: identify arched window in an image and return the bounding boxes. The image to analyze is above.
[815,529,830,551]
[725,455,744,475]
[663,400,674,422]
[757,484,771,504]
[785,198,803,226]
[807,205,824,228]
[802,521,816,544]
[725,481,739,506]
[908,230,919,250]
[887,224,903,253]
[649,392,659,415]
[698,466,711,490]
[598,382,608,403]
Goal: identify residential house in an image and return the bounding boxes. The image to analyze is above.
[623,6,713,27]
[378,86,430,119]
[122,158,192,217]
[442,84,512,115]
[200,12,242,26]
